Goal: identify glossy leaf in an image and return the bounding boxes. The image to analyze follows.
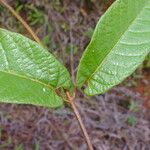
[0,28,71,107]
[77,0,150,95]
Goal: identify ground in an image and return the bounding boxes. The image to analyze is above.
[0,0,150,150]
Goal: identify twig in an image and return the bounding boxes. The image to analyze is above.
[0,0,42,46]
[66,92,94,150]
[69,24,75,84]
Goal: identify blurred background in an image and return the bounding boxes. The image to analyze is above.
[0,0,150,150]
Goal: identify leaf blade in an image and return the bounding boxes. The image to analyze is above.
[0,28,71,107]
[77,0,150,95]
[0,70,63,107]
[0,28,71,89]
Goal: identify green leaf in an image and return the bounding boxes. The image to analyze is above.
[77,0,150,95]
[0,28,71,107]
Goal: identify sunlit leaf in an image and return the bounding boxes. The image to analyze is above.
[0,28,71,107]
[77,0,150,95]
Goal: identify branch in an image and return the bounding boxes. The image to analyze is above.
[0,0,42,46]
[66,92,94,150]
[69,24,75,84]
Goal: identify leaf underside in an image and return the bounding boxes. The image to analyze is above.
[0,28,71,107]
[77,0,150,96]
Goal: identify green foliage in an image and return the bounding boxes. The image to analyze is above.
[128,101,139,112]
[26,5,45,26]
[0,5,4,12]
[61,22,69,32]
[144,54,150,68]
[126,115,137,126]
[84,27,94,39]
[65,44,78,54]
[77,0,150,95]
[51,0,66,13]
[42,24,53,47]
[15,1,24,13]
[42,35,51,47]
[34,142,40,150]
[15,144,23,150]
[0,28,71,108]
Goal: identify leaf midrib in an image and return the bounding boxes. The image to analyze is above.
[0,69,54,90]
[86,2,148,84]
[0,31,63,90]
